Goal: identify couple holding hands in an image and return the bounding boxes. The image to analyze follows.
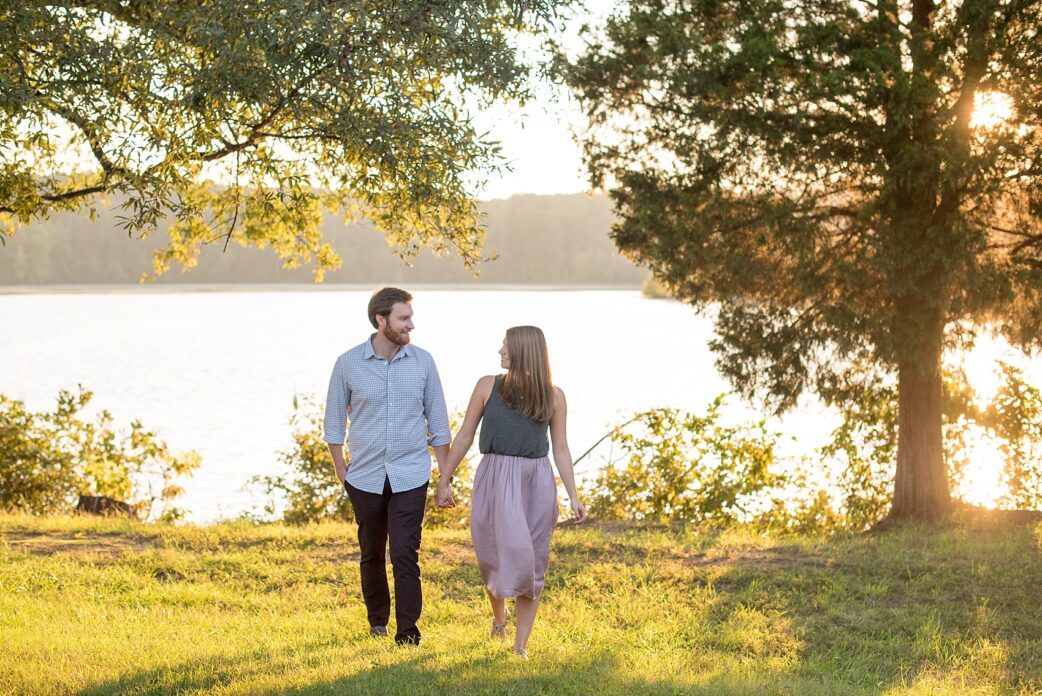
[323,287,587,659]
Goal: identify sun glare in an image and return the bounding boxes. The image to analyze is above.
[950,331,1042,508]
[950,335,1018,508]
[960,337,1005,404]
[954,427,1006,508]
[970,91,1014,130]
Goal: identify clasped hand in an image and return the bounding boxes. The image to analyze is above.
[435,481,455,508]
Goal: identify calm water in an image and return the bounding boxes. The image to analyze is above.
[2,287,1016,519]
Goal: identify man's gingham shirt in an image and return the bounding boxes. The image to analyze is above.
[323,336,451,494]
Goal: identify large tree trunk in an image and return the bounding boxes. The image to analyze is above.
[889,317,950,521]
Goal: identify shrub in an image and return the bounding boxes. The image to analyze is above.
[583,396,790,527]
[251,396,352,525]
[982,362,1042,510]
[582,362,1042,533]
[818,361,1042,526]
[816,373,899,530]
[641,273,671,299]
[0,387,200,519]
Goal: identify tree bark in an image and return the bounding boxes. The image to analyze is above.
[889,317,950,521]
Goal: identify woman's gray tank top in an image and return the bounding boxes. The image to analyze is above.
[478,376,551,457]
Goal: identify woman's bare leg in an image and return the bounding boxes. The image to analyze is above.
[488,590,507,637]
[513,595,540,652]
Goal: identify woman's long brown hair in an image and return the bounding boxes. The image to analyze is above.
[499,325,555,422]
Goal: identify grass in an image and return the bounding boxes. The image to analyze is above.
[1,513,1041,695]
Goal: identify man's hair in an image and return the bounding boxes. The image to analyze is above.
[368,287,413,328]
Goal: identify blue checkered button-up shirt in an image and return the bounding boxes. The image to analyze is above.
[323,336,451,494]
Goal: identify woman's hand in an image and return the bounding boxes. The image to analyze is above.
[436,480,455,508]
[570,498,588,523]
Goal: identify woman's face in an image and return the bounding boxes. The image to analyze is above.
[499,338,510,369]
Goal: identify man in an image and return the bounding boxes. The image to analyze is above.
[323,287,450,645]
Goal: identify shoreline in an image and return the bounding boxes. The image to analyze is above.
[0,282,644,295]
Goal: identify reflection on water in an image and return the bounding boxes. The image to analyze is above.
[0,288,1025,519]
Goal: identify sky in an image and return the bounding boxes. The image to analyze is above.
[469,1,619,201]
[472,90,592,201]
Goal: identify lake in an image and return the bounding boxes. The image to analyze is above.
[0,286,1017,519]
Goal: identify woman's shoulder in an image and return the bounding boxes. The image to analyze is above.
[475,375,498,398]
[552,385,567,407]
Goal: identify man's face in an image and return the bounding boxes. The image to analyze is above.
[378,302,414,345]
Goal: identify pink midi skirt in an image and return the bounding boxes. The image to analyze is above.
[470,453,559,599]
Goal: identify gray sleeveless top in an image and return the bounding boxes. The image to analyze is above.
[478,376,550,457]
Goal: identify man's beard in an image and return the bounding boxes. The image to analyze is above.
[381,324,410,345]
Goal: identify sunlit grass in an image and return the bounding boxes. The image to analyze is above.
[1,514,1040,695]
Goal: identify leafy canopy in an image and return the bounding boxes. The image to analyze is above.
[1,1,567,278]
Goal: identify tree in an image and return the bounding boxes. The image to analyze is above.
[0,1,566,278]
[562,0,1042,521]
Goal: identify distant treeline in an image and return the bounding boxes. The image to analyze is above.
[0,193,646,285]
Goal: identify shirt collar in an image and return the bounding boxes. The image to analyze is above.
[365,334,412,361]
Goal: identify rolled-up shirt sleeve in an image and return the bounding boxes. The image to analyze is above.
[423,355,451,447]
[323,356,350,445]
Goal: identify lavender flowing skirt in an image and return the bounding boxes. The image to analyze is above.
[470,453,559,599]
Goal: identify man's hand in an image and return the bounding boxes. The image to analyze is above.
[327,444,349,492]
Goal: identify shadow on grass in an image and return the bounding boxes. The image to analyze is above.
[703,520,1042,693]
[76,643,822,696]
[73,642,319,696]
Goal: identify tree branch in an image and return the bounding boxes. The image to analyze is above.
[1,183,111,214]
[1011,234,1042,256]
[43,102,127,179]
[198,60,333,162]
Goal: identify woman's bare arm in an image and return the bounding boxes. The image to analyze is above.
[436,375,494,506]
[549,387,587,522]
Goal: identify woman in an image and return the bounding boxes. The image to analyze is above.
[436,326,587,658]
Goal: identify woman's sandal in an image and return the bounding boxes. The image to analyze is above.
[490,617,507,640]
[513,648,529,660]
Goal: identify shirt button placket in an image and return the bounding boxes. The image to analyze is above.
[385,361,390,478]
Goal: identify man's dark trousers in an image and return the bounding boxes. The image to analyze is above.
[345,476,427,645]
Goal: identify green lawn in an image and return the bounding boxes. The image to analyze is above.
[1,513,1040,695]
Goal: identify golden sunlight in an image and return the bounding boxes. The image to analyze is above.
[970,91,1014,130]
[952,336,1011,507]
[961,335,1006,403]
[954,427,1006,508]
[952,332,1042,508]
